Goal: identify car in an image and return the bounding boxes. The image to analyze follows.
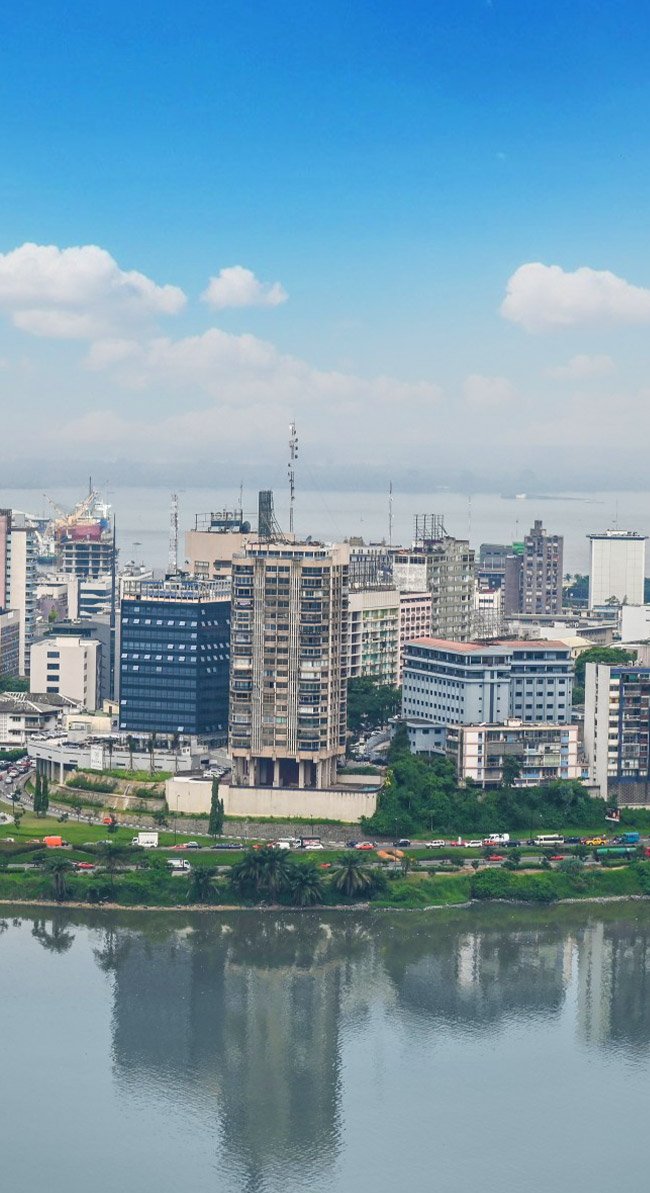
[74,861,95,871]
[184,841,201,849]
[424,839,447,849]
[393,839,411,848]
[172,843,188,850]
[355,842,374,851]
[466,840,484,849]
[303,843,324,851]
[212,842,242,851]
[549,855,567,862]
[345,840,359,849]
[486,854,505,862]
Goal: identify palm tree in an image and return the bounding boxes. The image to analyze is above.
[148,732,157,776]
[92,842,131,897]
[258,847,294,900]
[187,867,219,904]
[46,857,72,902]
[170,732,181,773]
[289,864,325,907]
[106,737,114,772]
[126,735,135,772]
[332,852,374,899]
[230,849,269,899]
[32,917,74,953]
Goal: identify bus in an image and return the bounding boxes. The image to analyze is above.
[534,835,565,847]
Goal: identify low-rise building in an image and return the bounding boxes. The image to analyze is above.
[30,635,101,710]
[447,721,583,788]
[0,694,68,746]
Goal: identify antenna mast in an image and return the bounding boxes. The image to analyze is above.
[169,492,179,575]
[388,481,393,547]
[288,420,298,534]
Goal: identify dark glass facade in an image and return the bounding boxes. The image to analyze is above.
[119,587,230,737]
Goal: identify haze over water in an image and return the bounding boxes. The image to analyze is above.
[2,485,648,576]
[1,905,649,1193]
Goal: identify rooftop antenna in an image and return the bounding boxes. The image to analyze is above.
[388,481,393,547]
[468,494,472,542]
[288,420,298,534]
[169,492,179,574]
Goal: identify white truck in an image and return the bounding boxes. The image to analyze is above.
[485,833,510,845]
[131,831,159,849]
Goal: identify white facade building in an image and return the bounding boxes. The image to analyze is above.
[403,637,573,754]
[448,721,583,788]
[30,635,100,711]
[588,530,646,609]
[398,591,432,680]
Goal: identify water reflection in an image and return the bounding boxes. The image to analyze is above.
[8,906,650,1188]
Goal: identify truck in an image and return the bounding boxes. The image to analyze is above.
[131,831,159,849]
[485,833,510,845]
[43,836,64,848]
[616,831,640,845]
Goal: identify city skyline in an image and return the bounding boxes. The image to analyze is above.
[2,3,650,487]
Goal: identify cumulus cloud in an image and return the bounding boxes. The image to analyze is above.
[463,373,515,406]
[86,325,442,413]
[547,353,615,380]
[0,242,186,339]
[201,265,288,310]
[501,262,650,332]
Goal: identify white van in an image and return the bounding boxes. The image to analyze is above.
[534,835,564,847]
[167,859,191,872]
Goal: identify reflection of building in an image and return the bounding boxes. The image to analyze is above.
[109,917,346,1184]
[575,919,650,1051]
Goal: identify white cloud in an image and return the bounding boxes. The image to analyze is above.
[501,262,650,332]
[547,353,615,380]
[0,242,186,339]
[201,265,288,310]
[463,373,515,406]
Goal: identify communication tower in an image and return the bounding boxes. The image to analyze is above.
[288,420,298,534]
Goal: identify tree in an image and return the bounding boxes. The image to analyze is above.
[347,677,401,736]
[152,807,168,827]
[574,646,637,692]
[331,852,374,899]
[289,863,325,907]
[33,772,42,815]
[502,756,523,788]
[230,847,293,901]
[171,732,181,773]
[41,774,49,817]
[92,843,131,897]
[187,867,219,904]
[46,857,71,902]
[126,735,135,772]
[208,779,225,837]
[230,849,268,899]
[148,732,157,775]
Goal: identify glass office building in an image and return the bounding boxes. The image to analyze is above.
[119,578,230,739]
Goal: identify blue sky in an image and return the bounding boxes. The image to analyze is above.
[1,0,650,488]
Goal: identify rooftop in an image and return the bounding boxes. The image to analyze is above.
[406,636,571,653]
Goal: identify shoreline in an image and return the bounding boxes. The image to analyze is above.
[3,893,650,914]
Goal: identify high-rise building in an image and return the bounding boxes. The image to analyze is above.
[185,508,256,581]
[0,610,20,678]
[521,520,563,616]
[588,530,646,609]
[428,536,475,641]
[398,591,432,681]
[229,540,349,790]
[584,662,650,804]
[0,511,37,676]
[348,587,400,686]
[119,577,230,738]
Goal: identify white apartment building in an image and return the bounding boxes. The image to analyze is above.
[473,584,503,638]
[448,721,583,788]
[0,609,20,677]
[588,530,646,609]
[0,695,62,746]
[348,587,400,686]
[30,635,100,711]
[229,540,349,790]
[402,637,573,753]
[8,525,37,677]
[399,591,432,681]
[584,662,650,803]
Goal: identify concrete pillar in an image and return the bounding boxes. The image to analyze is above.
[273,760,281,788]
[298,760,305,789]
[60,760,64,784]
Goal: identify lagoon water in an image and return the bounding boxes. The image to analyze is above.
[2,484,650,575]
[1,905,650,1193]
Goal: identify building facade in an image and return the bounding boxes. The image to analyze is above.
[229,541,349,790]
[398,591,432,681]
[584,662,650,804]
[7,523,37,677]
[521,520,563,616]
[30,635,100,711]
[348,587,400,686]
[402,636,573,753]
[0,609,20,678]
[588,530,646,609]
[119,577,230,738]
[428,536,475,641]
[448,721,583,788]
